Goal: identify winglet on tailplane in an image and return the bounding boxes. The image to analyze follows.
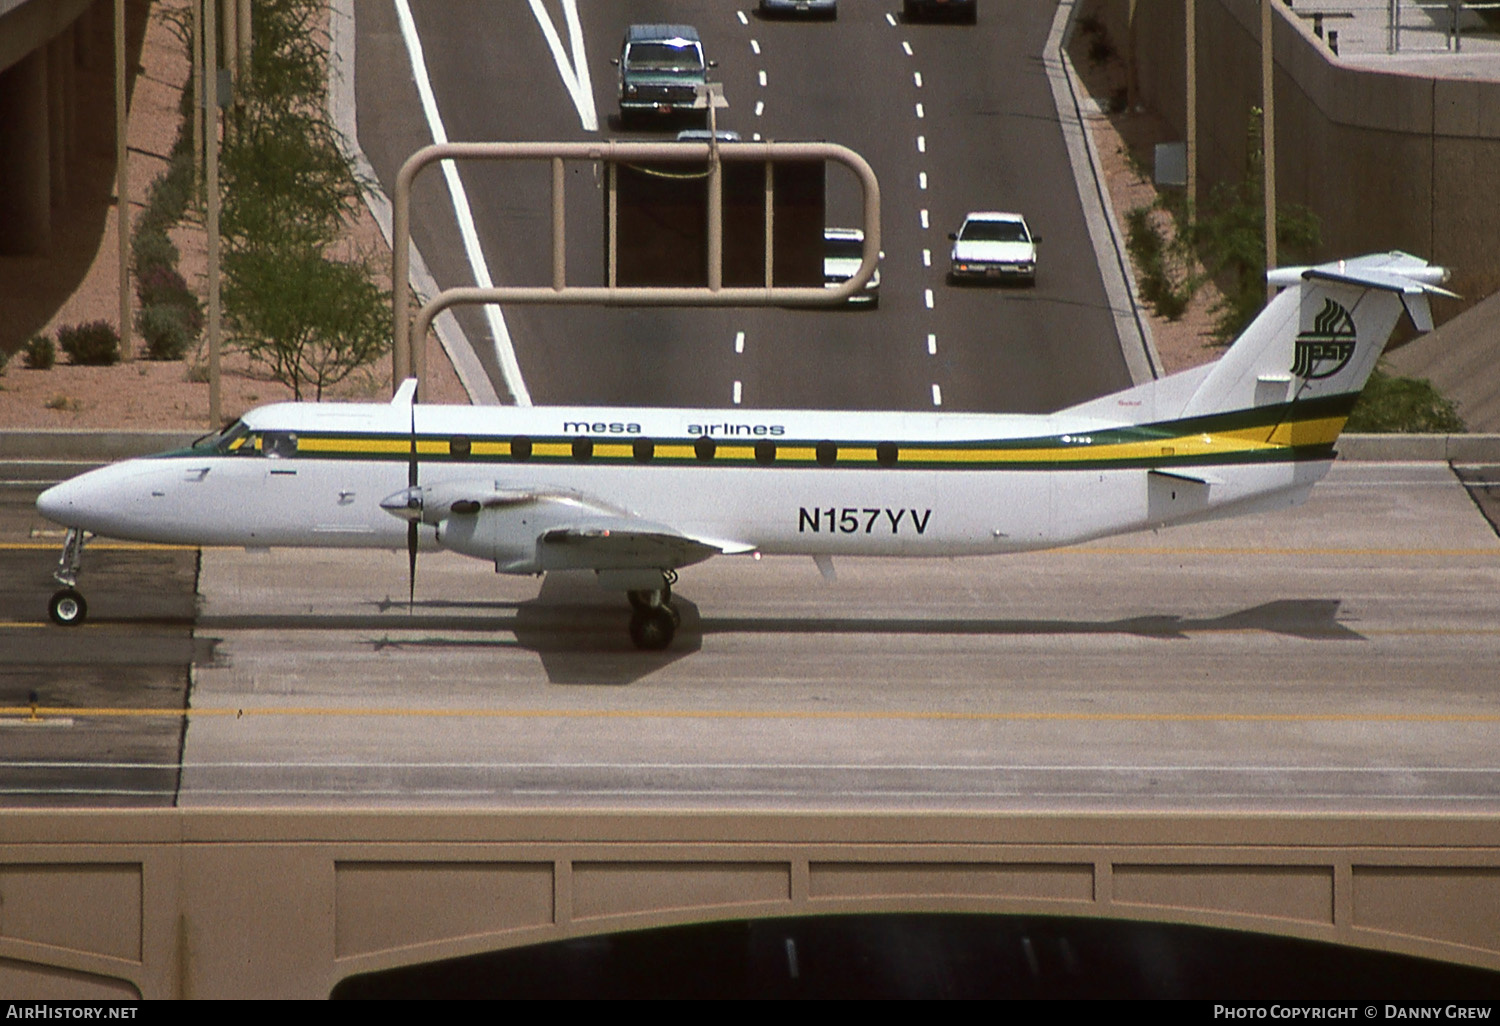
[1064,252,1454,428]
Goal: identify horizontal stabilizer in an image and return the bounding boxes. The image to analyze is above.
[1267,252,1456,297]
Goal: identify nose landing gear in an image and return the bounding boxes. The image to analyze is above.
[48,528,90,627]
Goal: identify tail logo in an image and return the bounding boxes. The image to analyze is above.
[1291,298,1357,380]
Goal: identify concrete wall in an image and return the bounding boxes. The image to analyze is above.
[1,809,1498,998]
[1116,0,1500,306]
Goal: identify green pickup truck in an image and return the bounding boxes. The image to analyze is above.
[613,24,714,125]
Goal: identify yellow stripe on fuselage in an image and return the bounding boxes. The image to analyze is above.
[274,413,1343,468]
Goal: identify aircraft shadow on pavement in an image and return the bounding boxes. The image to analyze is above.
[696,598,1364,642]
[192,597,1357,688]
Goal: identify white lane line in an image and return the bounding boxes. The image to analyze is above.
[915,102,925,118]
[920,209,929,229]
[395,0,531,405]
[927,333,938,355]
[924,288,935,309]
[917,134,925,153]
[886,12,897,26]
[918,171,928,190]
[914,71,923,87]
[755,99,765,116]
[733,380,743,404]
[735,330,745,354]
[931,384,943,406]
[902,40,913,55]
[527,0,597,131]
[759,69,768,87]
[922,248,931,267]
[751,39,760,55]
[738,10,749,25]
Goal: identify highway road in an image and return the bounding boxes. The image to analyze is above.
[351,0,1131,411]
[5,462,1498,810]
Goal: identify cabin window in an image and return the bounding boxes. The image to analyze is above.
[449,435,472,459]
[876,442,899,467]
[754,440,777,465]
[511,436,533,461]
[694,437,717,462]
[633,439,655,463]
[572,437,594,461]
[262,431,298,458]
[815,441,838,467]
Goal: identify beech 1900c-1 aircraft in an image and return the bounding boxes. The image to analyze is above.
[37,253,1452,649]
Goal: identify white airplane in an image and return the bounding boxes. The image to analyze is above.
[36,252,1452,650]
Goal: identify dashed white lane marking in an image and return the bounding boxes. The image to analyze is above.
[395,0,531,405]
[733,380,743,404]
[920,209,929,229]
[931,384,943,406]
[902,40,913,55]
[751,39,760,54]
[918,171,928,190]
[886,12,897,26]
[914,71,923,87]
[735,330,745,354]
[755,99,765,116]
[759,69,768,87]
[738,9,749,25]
[922,248,931,267]
[924,288,935,310]
[526,0,597,131]
[917,134,926,153]
[915,102,925,118]
[927,333,938,355]
[752,132,762,140]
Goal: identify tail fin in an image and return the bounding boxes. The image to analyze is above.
[1065,252,1454,433]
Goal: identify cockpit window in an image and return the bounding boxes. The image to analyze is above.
[196,420,253,454]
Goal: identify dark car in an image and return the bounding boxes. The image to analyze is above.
[904,0,977,24]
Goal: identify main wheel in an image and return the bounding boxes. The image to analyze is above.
[629,606,677,650]
[48,588,87,626]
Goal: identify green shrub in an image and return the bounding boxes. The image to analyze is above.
[1346,367,1466,434]
[0,346,9,375]
[132,226,179,279]
[57,321,120,366]
[136,265,204,337]
[137,304,194,361]
[22,334,55,370]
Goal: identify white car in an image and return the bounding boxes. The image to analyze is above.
[824,227,880,307]
[948,211,1038,285]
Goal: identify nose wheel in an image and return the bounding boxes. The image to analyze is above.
[48,588,88,626]
[47,528,90,626]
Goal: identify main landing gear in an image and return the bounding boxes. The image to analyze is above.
[48,528,89,626]
[625,570,679,651]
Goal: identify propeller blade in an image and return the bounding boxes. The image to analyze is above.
[407,520,418,610]
[407,383,418,609]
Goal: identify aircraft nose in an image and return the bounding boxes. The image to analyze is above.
[36,477,83,525]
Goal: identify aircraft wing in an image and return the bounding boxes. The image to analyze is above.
[382,480,747,575]
[539,517,724,571]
